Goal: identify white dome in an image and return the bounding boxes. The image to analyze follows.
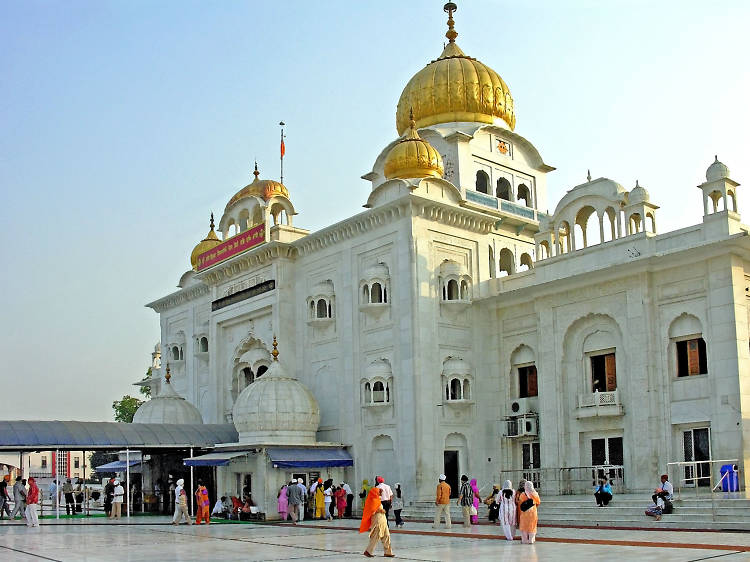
[232,360,320,444]
[439,259,466,277]
[442,356,471,376]
[366,358,392,378]
[706,156,730,182]
[133,380,203,424]
[363,262,390,281]
[629,181,650,204]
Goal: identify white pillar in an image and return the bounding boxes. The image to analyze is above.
[126,449,131,520]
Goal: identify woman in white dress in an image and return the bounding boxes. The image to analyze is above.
[498,480,517,541]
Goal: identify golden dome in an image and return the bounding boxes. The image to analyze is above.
[225,163,290,211]
[190,213,221,270]
[396,3,515,136]
[384,110,444,180]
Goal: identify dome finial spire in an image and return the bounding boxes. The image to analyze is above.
[165,363,171,384]
[209,212,215,230]
[253,161,260,179]
[272,335,279,361]
[444,2,458,43]
[587,169,592,182]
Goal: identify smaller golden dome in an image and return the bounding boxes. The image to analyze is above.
[384,110,444,180]
[226,163,290,210]
[190,213,221,270]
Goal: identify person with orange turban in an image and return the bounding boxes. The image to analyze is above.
[359,486,394,557]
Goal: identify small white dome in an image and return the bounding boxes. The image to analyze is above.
[706,156,730,182]
[439,259,466,277]
[232,360,320,444]
[363,262,390,281]
[366,358,392,378]
[629,180,650,204]
[133,380,203,424]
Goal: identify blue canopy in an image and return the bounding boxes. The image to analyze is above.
[94,460,140,471]
[183,451,248,467]
[267,447,353,469]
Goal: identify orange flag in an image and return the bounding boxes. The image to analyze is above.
[280,137,286,158]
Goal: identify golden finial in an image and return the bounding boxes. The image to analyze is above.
[165,363,171,384]
[409,107,416,129]
[271,335,279,361]
[444,2,458,43]
[209,212,215,230]
[253,161,260,179]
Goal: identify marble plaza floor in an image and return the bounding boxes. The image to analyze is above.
[1,516,750,561]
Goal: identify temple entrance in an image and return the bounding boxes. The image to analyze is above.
[443,450,459,498]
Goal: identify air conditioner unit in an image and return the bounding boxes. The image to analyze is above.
[518,415,538,437]
[510,397,538,416]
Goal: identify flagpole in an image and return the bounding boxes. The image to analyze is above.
[279,121,285,184]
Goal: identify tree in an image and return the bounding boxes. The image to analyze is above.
[139,367,153,398]
[88,451,117,480]
[112,395,144,423]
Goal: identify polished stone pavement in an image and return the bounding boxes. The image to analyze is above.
[1,516,750,561]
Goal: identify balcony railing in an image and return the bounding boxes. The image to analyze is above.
[464,190,547,222]
[577,389,624,417]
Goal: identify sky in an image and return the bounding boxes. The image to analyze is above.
[1,0,749,422]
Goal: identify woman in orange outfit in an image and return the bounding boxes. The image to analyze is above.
[195,481,210,524]
[517,481,541,544]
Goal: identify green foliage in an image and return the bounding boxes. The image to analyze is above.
[88,451,118,479]
[112,395,144,423]
[139,367,152,398]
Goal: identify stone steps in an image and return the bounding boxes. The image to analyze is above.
[401,495,750,531]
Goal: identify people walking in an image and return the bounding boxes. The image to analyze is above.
[25,477,39,528]
[323,481,333,521]
[111,480,124,519]
[296,478,307,521]
[485,484,500,523]
[458,475,474,528]
[195,480,210,524]
[376,476,393,521]
[518,481,541,544]
[360,486,394,558]
[172,478,192,525]
[335,485,347,519]
[359,479,371,510]
[11,478,27,520]
[432,474,451,529]
[277,484,288,522]
[287,479,303,525]
[0,476,11,518]
[498,480,517,541]
[341,481,353,517]
[103,478,114,517]
[392,483,404,527]
[314,478,325,519]
[63,478,75,516]
[470,478,480,524]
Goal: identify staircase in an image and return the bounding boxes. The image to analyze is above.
[403,493,750,531]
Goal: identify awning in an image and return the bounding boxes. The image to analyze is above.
[183,451,248,467]
[95,460,140,471]
[0,420,238,451]
[267,447,353,469]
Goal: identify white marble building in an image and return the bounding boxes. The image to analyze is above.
[141,4,750,510]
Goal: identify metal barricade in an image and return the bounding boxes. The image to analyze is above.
[666,459,741,498]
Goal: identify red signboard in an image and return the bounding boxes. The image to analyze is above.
[196,223,265,271]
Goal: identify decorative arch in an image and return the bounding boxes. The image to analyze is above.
[230,335,271,403]
[371,434,397,483]
[476,170,490,194]
[519,252,533,271]
[668,313,708,377]
[496,177,511,200]
[498,248,514,276]
[517,183,531,207]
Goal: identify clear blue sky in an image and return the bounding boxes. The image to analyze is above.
[2,0,748,421]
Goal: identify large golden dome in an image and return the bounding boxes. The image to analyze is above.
[396,4,515,136]
[384,111,444,180]
[225,164,290,211]
[190,213,221,270]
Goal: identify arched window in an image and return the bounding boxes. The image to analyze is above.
[496,177,511,200]
[449,378,462,400]
[460,280,469,300]
[539,241,550,259]
[172,346,180,361]
[199,337,208,353]
[256,365,268,378]
[447,279,459,300]
[310,300,315,319]
[371,283,383,303]
[316,299,328,318]
[498,248,514,276]
[362,284,370,303]
[476,170,489,194]
[517,184,531,206]
[462,379,471,400]
[372,381,386,403]
[383,286,388,303]
[519,253,533,272]
[179,347,183,360]
[364,382,372,403]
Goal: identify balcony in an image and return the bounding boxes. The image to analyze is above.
[576,389,624,418]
